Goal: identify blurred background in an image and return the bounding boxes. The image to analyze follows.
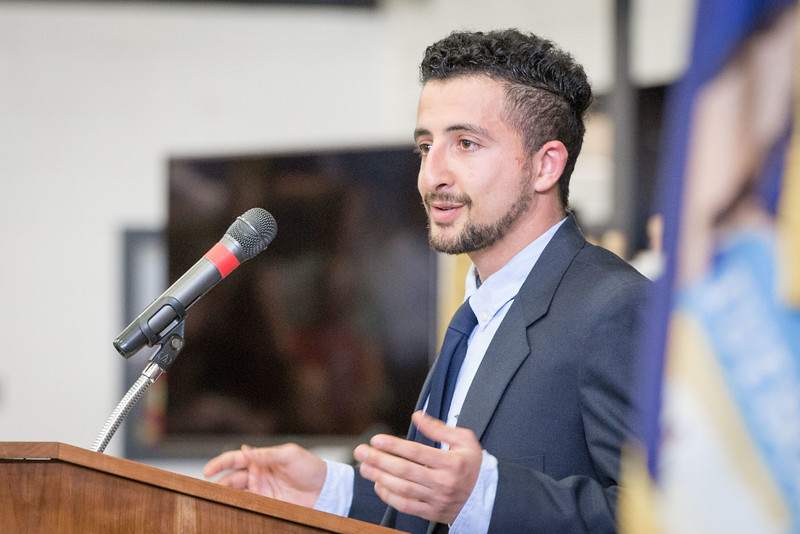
[0,0,694,475]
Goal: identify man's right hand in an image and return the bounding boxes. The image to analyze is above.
[203,443,327,508]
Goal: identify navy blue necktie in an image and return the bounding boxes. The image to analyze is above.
[410,299,478,446]
[392,300,478,533]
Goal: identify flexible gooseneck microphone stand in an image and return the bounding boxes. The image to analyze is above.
[90,321,185,453]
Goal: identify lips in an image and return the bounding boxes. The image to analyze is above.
[429,200,464,225]
[423,192,471,225]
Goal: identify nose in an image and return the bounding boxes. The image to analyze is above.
[417,144,452,194]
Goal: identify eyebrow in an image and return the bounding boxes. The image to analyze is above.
[413,123,495,142]
[413,128,430,141]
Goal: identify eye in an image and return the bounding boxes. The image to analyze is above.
[459,139,478,150]
[415,142,432,156]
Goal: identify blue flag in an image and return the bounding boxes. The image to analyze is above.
[619,1,800,532]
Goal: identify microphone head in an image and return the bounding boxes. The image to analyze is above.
[226,208,277,261]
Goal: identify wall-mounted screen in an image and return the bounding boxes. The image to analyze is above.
[122,146,435,459]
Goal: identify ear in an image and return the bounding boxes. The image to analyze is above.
[533,140,568,194]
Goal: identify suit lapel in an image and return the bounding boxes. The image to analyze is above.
[456,215,586,440]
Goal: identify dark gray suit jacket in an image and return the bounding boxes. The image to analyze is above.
[350,215,649,533]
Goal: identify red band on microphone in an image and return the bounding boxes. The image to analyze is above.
[204,242,240,278]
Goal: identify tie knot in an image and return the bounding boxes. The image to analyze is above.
[448,300,478,336]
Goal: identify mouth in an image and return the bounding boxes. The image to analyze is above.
[431,201,463,212]
[425,194,469,225]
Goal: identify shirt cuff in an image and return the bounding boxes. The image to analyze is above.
[313,460,355,517]
[449,450,498,534]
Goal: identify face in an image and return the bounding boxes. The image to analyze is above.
[415,76,535,257]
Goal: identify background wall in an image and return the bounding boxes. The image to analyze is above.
[0,0,693,470]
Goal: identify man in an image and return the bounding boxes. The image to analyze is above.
[203,29,649,533]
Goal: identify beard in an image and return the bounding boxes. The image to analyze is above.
[423,176,533,255]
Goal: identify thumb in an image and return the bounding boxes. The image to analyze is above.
[412,411,478,449]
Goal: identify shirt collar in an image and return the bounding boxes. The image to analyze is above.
[464,217,567,325]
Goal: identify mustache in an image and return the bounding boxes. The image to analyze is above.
[422,192,473,209]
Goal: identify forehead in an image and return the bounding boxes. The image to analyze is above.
[416,75,510,132]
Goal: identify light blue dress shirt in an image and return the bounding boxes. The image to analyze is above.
[315,218,567,533]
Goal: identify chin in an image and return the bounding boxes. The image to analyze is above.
[428,236,468,256]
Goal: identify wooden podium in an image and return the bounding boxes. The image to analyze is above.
[0,442,395,533]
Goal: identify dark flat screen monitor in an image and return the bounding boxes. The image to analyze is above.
[122,146,435,458]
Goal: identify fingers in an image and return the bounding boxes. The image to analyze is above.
[202,443,283,481]
[355,441,435,518]
[202,442,326,507]
[354,412,480,479]
[355,438,462,523]
[204,443,293,479]
[241,443,296,466]
[354,428,449,504]
[364,434,440,467]
[374,480,431,519]
[354,412,484,524]
[204,447,254,489]
[203,448,247,478]
[215,468,251,489]
[355,439,430,485]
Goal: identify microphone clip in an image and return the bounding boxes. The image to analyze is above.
[148,320,185,372]
[138,295,187,349]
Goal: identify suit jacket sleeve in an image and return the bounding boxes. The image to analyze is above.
[349,469,387,524]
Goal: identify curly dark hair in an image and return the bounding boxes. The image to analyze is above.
[420,29,592,209]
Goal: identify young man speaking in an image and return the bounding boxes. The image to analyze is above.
[204,29,649,534]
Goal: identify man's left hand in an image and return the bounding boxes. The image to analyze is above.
[353,410,483,524]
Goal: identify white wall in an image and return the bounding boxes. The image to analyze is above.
[0,0,693,462]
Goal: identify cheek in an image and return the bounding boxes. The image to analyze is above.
[469,167,511,199]
[479,176,524,216]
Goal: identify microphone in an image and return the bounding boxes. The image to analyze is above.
[113,207,277,358]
